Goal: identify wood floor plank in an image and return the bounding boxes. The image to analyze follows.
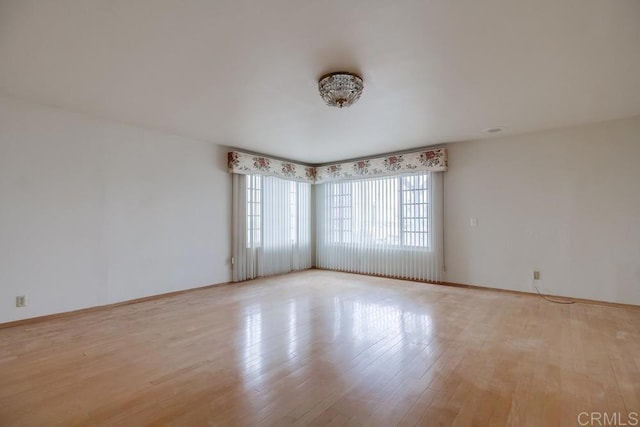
[1,270,639,426]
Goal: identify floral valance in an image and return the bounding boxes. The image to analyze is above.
[227,147,447,184]
[227,151,316,183]
[315,148,447,183]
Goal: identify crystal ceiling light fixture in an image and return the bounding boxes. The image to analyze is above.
[318,72,364,108]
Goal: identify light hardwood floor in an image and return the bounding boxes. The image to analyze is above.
[1,270,639,426]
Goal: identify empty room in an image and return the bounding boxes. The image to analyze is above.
[1,0,639,426]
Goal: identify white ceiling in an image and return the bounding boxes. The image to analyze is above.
[0,0,639,163]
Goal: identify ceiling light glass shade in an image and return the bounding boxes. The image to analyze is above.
[318,72,364,108]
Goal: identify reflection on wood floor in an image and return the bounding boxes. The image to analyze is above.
[1,270,639,426]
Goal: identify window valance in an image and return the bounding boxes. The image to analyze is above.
[227,151,317,183]
[227,147,447,184]
[314,148,447,183]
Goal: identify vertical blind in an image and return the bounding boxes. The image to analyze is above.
[316,171,443,282]
[232,174,312,281]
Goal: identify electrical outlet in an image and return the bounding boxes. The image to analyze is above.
[16,296,26,307]
[533,271,540,280]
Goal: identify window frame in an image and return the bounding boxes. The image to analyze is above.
[246,175,303,249]
[325,172,432,251]
[246,174,262,248]
[328,181,353,244]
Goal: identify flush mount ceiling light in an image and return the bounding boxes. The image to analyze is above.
[318,72,364,108]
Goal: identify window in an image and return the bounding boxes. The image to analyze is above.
[246,175,307,248]
[247,174,261,248]
[326,172,431,249]
[234,173,312,281]
[401,174,429,247]
[316,170,441,282]
[328,181,352,244]
[288,181,297,244]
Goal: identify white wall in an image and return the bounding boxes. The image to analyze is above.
[0,97,231,323]
[444,116,640,305]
